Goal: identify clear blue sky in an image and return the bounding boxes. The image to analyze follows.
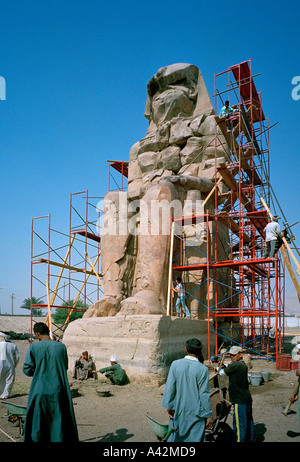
[0,0,300,314]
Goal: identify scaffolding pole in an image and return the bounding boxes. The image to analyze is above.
[169,60,286,364]
[30,190,103,340]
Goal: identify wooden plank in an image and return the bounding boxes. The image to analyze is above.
[75,230,101,243]
[50,234,76,306]
[45,235,76,326]
[217,211,251,243]
[241,107,261,155]
[86,252,104,290]
[215,115,239,153]
[242,146,254,160]
[281,236,300,277]
[245,104,264,125]
[246,210,268,238]
[260,197,300,302]
[247,263,267,277]
[239,153,261,186]
[38,258,102,278]
[202,177,223,209]
[44,250,103,328]
[261,196,300,274]
[217,163,241,191]
[57,253,101,339]
[216,111,261,185]
[220,192,238,213]
[217,163,252,212]
[46,279,53,338]
[281,247,300,302]
[167,222,175,317]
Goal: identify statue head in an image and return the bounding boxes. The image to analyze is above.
[144,63,213,127]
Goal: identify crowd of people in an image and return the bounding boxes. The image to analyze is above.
[0,325,300,443]
[0,323,127,442]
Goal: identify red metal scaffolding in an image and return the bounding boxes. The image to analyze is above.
[170,60,285,366]
[30,160,128,339]
[107,160,128,191]
[30,61,298,368]
[30,190,103,339]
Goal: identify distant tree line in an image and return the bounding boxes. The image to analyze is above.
[20,297,89,323]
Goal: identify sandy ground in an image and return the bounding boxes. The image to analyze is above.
[1,339,300,446]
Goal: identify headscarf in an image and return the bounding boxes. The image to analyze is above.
[0,332,9,341]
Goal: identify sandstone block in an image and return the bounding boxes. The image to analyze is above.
[63,315,215,382]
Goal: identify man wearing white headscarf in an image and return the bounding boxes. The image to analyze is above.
[0,332,20,399]
[92,355,127,385]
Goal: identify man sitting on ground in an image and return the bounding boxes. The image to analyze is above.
[93,356,127,385]
[73,351,93,380]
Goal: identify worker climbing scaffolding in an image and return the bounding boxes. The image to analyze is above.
[261,197,300,303]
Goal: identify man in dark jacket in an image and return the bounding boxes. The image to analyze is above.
[217,345,256,442]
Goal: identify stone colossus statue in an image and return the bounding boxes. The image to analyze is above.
[84,63,232,319]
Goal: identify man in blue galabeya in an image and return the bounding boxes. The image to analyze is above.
[161,338,213,442]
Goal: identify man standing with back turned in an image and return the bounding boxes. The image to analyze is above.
[23,322,78,443]
[161,338,213,442]
[264,215,281,259]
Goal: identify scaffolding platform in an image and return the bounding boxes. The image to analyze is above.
[169,59,289,366]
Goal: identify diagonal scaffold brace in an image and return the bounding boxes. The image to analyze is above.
[260,197,300,302]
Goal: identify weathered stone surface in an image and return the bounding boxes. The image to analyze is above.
[83,63,233,320]
[138,151,159,173]
[197,114,217,136]
[142,168,174,188]
[83,296,120,318]
[169,119,193,145]
[137,135,168,155]
[63,315,215,381]
[157,146,181,172]
[189,114,206,135]
[64,63,237,379]
[118,290,163,315]
[127,178,144,199]
[180,136,206,166]
[128,159,142,183]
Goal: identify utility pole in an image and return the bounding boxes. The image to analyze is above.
[0,288,3,314]
[11,293,15,315]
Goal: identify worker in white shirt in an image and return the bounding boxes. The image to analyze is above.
[264,215,281,259]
